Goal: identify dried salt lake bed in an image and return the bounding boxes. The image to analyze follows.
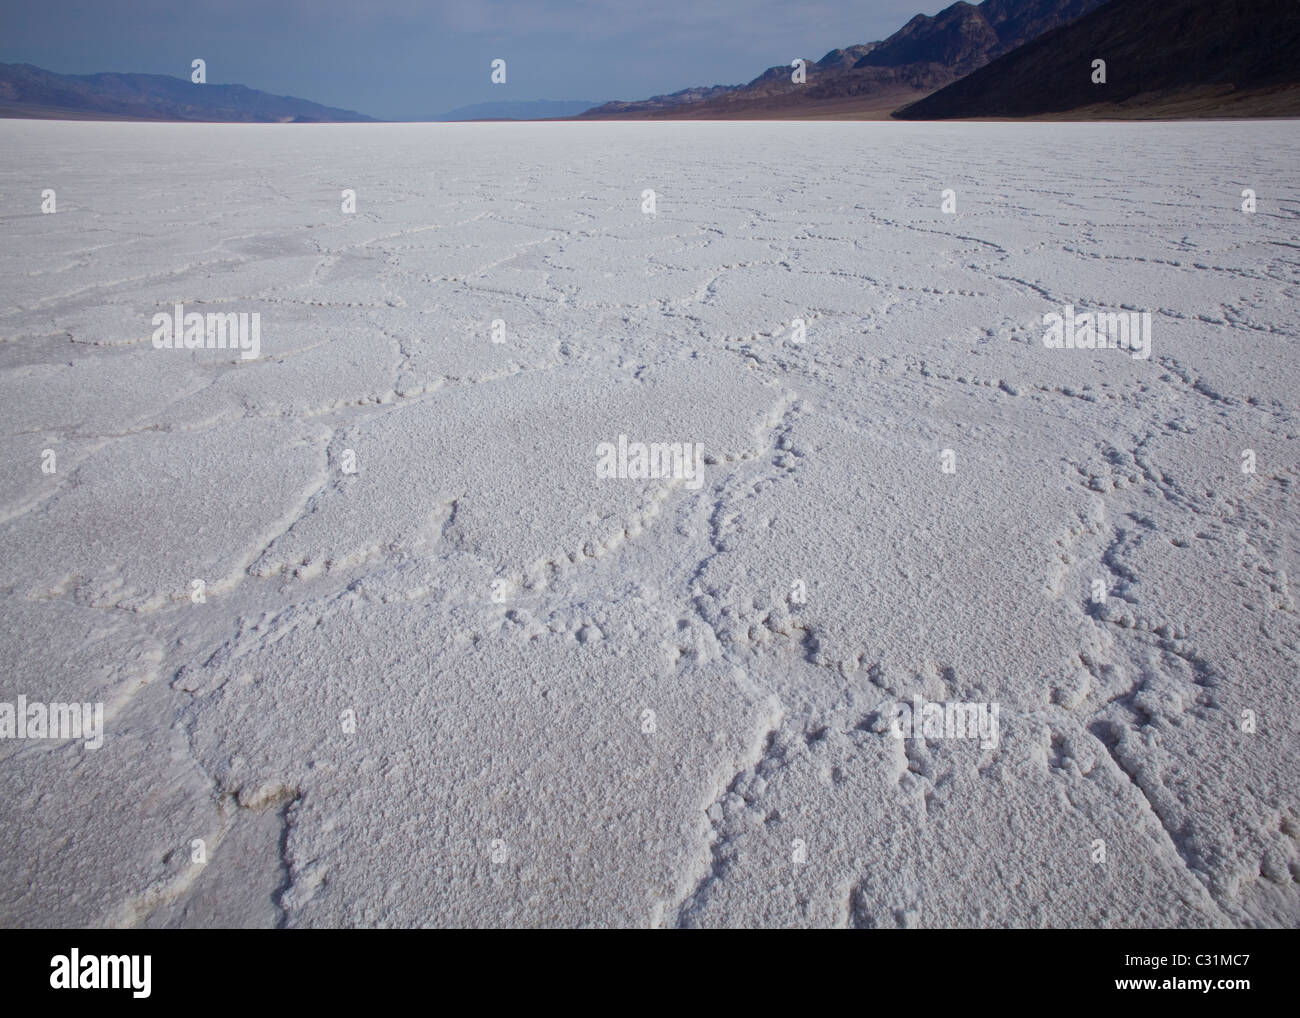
[1,119,1297,927]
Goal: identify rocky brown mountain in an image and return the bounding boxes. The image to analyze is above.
[894,0,1300,119]
[579,0,1107,119]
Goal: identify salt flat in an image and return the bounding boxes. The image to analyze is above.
[0,119,1297,928]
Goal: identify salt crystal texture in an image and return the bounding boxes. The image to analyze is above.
[0,120,1297,928]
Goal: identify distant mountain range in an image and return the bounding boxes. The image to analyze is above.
[436,99,598,121]
[0,63,375,122]
[579,0,1108,119]
[5,0,1297,126]
[894,0,1300,119]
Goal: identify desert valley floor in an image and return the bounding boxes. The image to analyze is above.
[1,119,1297,927]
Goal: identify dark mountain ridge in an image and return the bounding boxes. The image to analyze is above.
[894,0,1300,119]
[579,0,1106,119]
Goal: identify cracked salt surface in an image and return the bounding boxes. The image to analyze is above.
[0,119,1297,928]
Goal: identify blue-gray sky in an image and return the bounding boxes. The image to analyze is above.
[0,0,947,119]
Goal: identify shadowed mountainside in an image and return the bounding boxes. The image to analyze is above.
[579,0,1107,120]
[893,0,1300,119]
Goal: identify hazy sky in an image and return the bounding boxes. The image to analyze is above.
[0,0,946,119]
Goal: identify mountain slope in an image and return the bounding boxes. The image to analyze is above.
[894,0,1300,119]
[0,63,376,122]
[579,0,1106,119]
